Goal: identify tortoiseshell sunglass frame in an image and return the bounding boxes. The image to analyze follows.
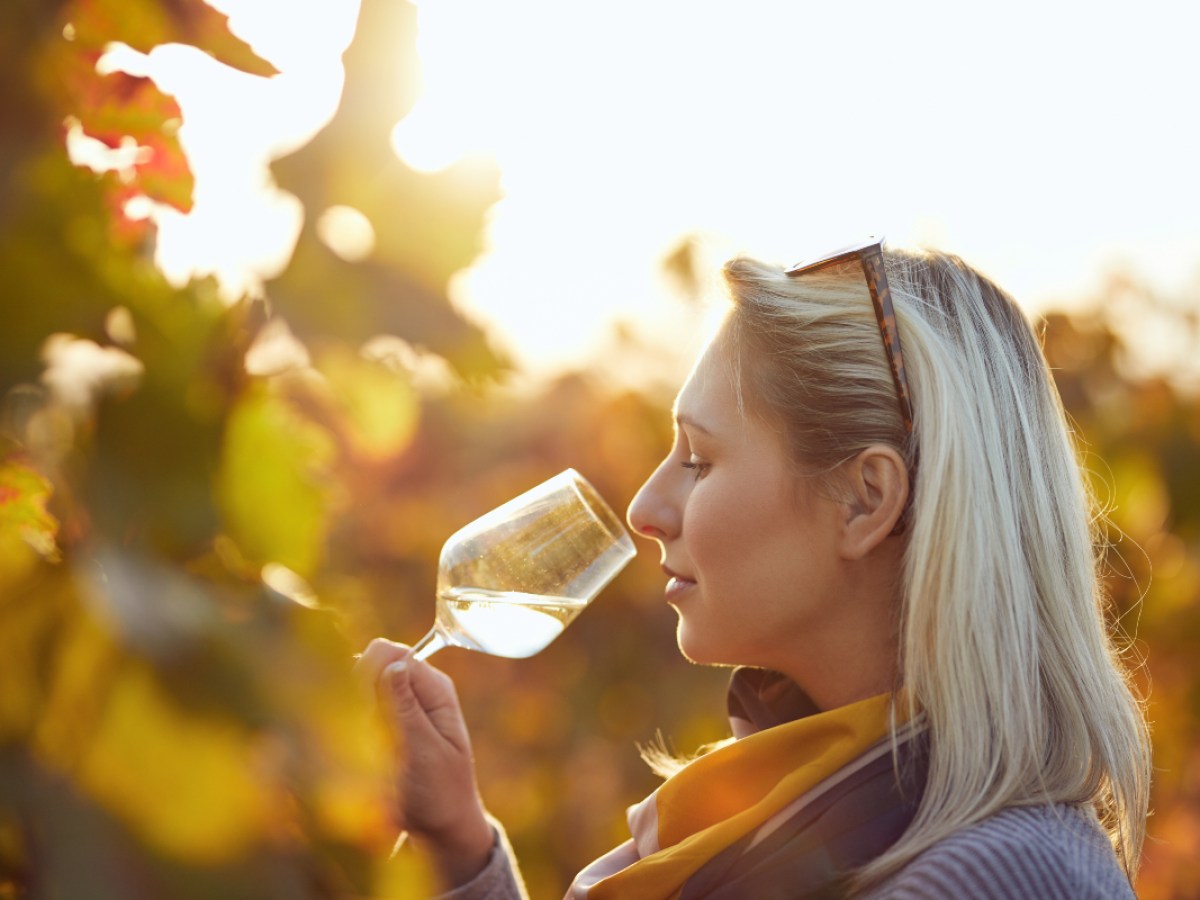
[784,237,915,434]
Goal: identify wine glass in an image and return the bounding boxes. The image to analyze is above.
[410,469,637,661]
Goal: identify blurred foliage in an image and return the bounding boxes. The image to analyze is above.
[1041,294,1200,900]
[0,1,1197,898]
[266,0,508,384]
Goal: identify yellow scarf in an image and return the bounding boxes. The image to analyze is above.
[586,691,897,900]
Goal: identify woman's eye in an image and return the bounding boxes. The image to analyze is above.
[680,460,711,480]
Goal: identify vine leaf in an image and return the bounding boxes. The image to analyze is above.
[0,457,61,581]
[50,0,278,217]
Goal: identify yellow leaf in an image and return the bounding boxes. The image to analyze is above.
[0,458,60,589]
[72,662,273,864]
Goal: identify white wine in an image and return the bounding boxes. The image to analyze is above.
[409,470,635,662]
[435,586,589,659]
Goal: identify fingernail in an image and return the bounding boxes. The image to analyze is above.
[385,659,408,677]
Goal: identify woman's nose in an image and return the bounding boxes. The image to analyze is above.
[627,461,680,542]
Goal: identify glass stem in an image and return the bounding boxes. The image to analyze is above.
[411,624,449,661]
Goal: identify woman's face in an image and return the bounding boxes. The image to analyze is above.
[626,327,848,672]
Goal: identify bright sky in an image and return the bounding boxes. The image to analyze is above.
[125,0,1200,383]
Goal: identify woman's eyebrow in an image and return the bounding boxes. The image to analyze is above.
[674,413,712,436]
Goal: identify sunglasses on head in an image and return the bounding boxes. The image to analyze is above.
[785,237,914,434]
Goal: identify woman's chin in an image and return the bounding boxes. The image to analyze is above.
[674,623,737,668]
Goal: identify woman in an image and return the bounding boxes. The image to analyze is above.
[358,240,1151,898]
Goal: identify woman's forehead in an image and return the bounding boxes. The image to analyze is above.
[674,331,741,428]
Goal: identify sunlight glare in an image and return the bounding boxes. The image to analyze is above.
[203,0,360,73]
[107,0,1200,379]
[244,318,311,377]
[390,101,469,174]
[104,6,352,300]
[104,307,137,347]
[40,335,144,416]
[152,186,302,300]
[316,205,376,262]
[261,563,321,610]
[64,119,151,180]
[361,335,458,393]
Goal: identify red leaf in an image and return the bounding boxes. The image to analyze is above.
[65,66,194,213]
[51,0,277,217]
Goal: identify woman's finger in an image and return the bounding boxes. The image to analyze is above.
[354,638,411,695]
[378,657,471,754]
[404,657,473,753]
[356,638,490,864]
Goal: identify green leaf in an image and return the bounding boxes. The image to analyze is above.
[215,386,335,579]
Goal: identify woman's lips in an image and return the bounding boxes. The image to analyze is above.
[664,575,696,602]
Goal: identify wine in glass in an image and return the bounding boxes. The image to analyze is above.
[410,469,636,661]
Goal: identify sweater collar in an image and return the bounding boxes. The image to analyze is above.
[726,667,821,739]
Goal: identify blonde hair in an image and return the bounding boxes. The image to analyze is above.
[721,249,1151,888]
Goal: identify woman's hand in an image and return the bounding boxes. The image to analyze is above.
[356,639,494,888]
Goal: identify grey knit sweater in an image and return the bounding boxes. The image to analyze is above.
[437,802,1134,899]
[862,803,1135,899]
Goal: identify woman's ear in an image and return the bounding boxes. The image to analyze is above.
[837,445,909,560]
